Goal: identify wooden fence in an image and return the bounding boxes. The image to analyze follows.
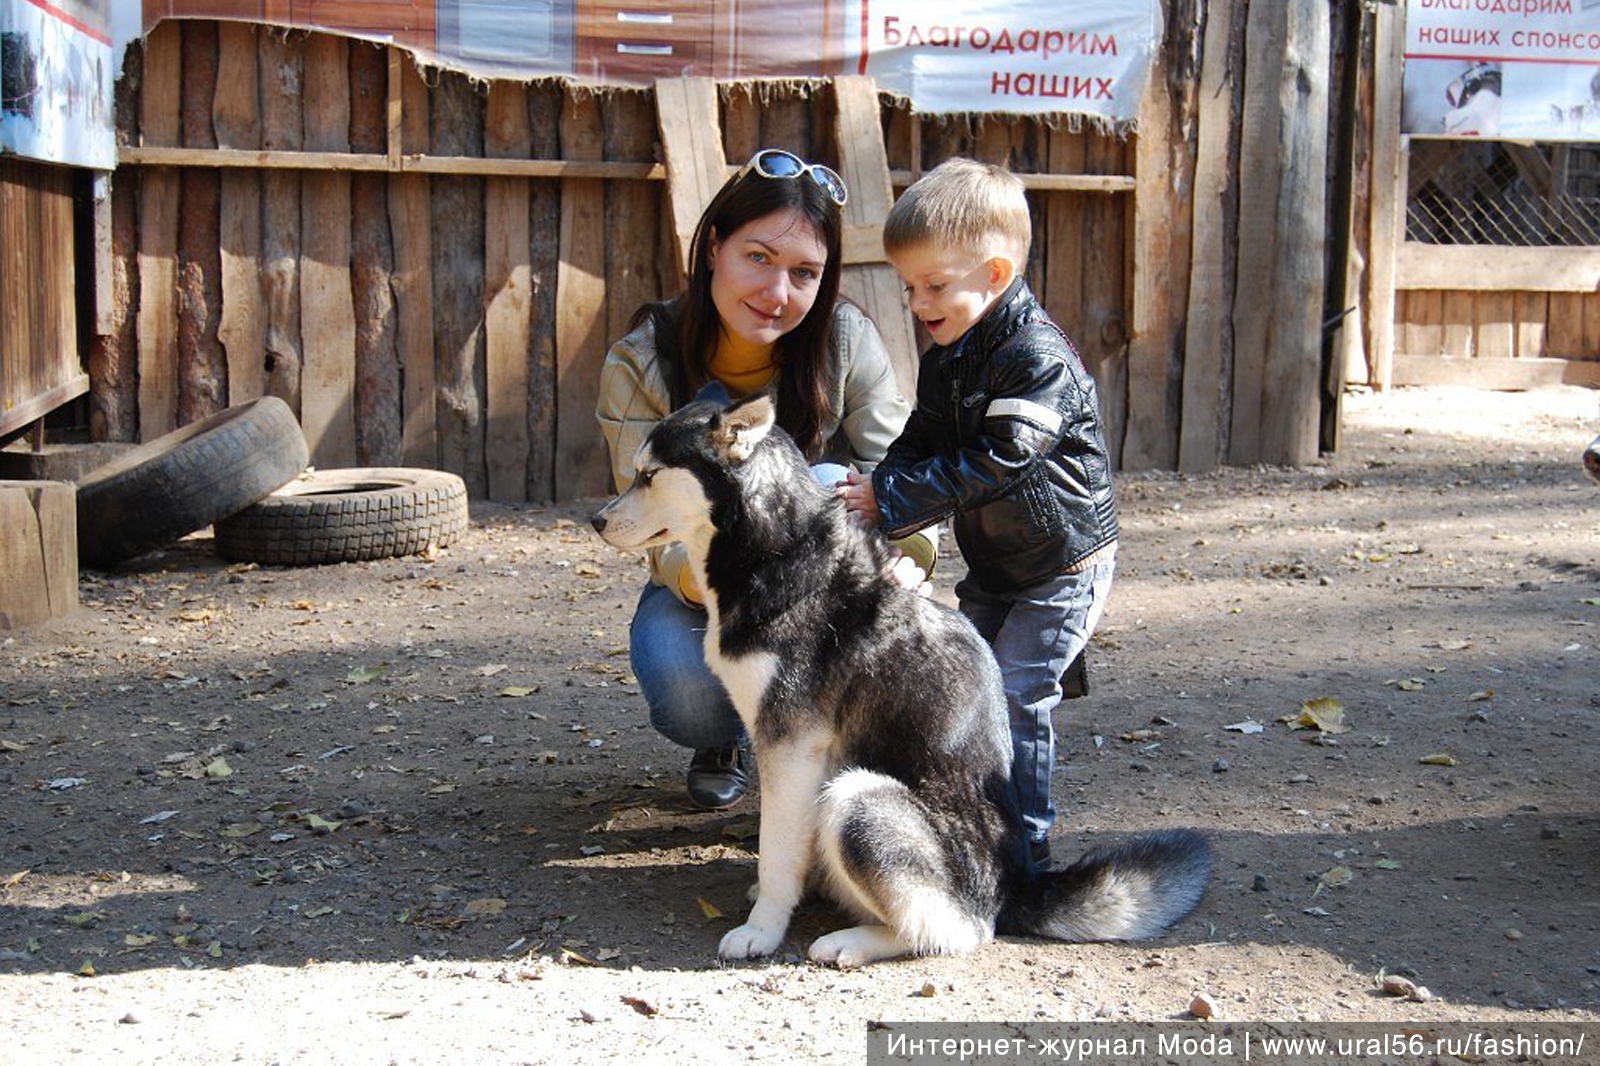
[1,158,85,442]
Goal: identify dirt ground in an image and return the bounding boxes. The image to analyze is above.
[2,385,1598,1064]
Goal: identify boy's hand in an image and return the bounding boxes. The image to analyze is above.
[835,469,881,529]
[886,550,932,597]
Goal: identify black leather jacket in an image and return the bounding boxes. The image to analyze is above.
[872,279,1118,594]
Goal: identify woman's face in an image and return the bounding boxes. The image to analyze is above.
[708,207,829,348]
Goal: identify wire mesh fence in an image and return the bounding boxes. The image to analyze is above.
[1405,139,1600,246]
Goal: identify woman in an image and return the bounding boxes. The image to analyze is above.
[596,150,928,809]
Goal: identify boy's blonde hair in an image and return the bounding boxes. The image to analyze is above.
[883,158,1031,266]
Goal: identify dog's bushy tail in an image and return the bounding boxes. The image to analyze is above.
[999,830,1213,942]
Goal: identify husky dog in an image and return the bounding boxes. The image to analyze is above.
[591,394,1212,967]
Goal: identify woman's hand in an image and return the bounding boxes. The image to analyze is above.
[835,469,882,529]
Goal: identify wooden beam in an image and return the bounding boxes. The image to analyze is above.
[654,76,726,281]
[386,45,402,168]
[840,222,889,265]
[1392,354,1600,388]
[0,375,90,440]
[484,81,533,504]
[832,75,918,398]
[1368,2,1406,391]
[555,90,611,500]
[214,20,266,407]
[136,20,182,442]
[391,50,436,469]
[1396,243,1600,293]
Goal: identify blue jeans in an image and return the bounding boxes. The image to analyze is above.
[956,561,1115,846]
[630,461,851,752]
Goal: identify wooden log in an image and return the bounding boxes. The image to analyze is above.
[1179,0,1242,472]
[300,33,357,469]
[1475,291,1514,359]
[655,77,726,281]
[0,482,77,629]
[136,20,181,441]
[526,81,561,504]
[214,20,266,407]
[556,89,610,500]
[390,51,436,469]
[832,77,918,397]
[1337,3,1376,388]
[1515,291,1547,359]
[432,71,487,496]
[1127,7,1199,470]
[350,40,401,467]
[1367,1,1405,389]
[259,29,303,415]
[484,81,533,503]
[90,44,142,443]
[177,20,225,427]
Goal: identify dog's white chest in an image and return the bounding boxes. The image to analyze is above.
[706,640,778,724]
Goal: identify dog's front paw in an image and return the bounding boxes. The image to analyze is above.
[718,922,784,960]
[807,928,870,968]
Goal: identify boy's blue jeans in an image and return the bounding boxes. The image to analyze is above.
[629,462,852,752]
[956,560,1115,848]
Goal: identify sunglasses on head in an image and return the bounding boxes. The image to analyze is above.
[741,149,849,207]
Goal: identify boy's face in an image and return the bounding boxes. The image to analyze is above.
[888,243,1014,347]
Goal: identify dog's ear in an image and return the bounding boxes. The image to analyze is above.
[713,393,777,463]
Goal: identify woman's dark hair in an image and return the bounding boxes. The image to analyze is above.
[631,160,844,461]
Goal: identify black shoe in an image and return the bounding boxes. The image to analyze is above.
[1029,837,1053,872]
[686,745,749,809]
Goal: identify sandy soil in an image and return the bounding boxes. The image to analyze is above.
[2,385,1598,1064]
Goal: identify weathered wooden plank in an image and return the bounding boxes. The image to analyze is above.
[1368,1,1405,389]
[761,90,812,159]
[391,51,436,469]
[655,77,726,281]
[1547,292,1585,357]
[1515,291,1548,360]
[214,20,266,407]
[1396,243,1600,292]
[721,83,761,167]
[259,29,303,415]
[1179,0,1241,472]
[1129,13,1199,470]
[432,71,487,495]
[350,40,401,467]
[90,43,142,443]
[136,20,182,441]
[556,89,610,500]
[1475,291,1515,359]
[1393,354,1600,388]
[1585,293,1600,360]
[484,81,533,503]
[178,20,225,426]
[300,33,357,468]
[604,91,660,370]
[1044,126,1086,367]
[1081,131,1128,467]
[527,82,561,503]
[832,76,918,398]
[1439,291,1475,359]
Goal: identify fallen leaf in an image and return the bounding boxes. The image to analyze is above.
[1580,598,1600,607]
[1375,859,1402,870]
[621,994,656,1016]
[498,687,537,698]
[1419,753,1458,766]
[346,665,388,684]
[291,600,316,612]
[472,664,509,677]
[218,823,262,838]
[45,777,87,790]
[1433,639,1471,651]
[77,961,96,977]
[0,740,26,753]
[560,947,599,967]
[465,898,507,917]
[123,934,157,947]
[305,813,341,833]
[1,870,30,889]
[1319,865,1354,890]
[1120,728,1161,742]
[203,757,234,779]
[697,896,724,920]
[1282,698,1349,734]
[575,563,602,578]
[1224,720,1264,734]
[303,907,336,919]
[1467,690,1494,703]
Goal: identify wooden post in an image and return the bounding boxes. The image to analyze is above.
[831,76,918,397]
[721,83,760,165]
[259,29,304,416]
[351,40,401,466]
[655,77,726,282]
[300,33,358,469]
[390,51,437,469]
[1179,0,1242,472]
[214,21,266,407]
[526,82,562,503]
[432,70,487,496]
[484,81,533,503]
[90,46,142,444]
[136,21,181,441]
[0,482,77,629]
[1368,0,1405,391]
[1044,125,1086,371]
[177,20,225,426]
[556,89,610,500]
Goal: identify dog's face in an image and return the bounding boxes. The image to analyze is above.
[590,394,777,550]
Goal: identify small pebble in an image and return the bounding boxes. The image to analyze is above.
[1540,825,1560,840]
[1252,874,1270,893]
[1212,758,1229,773]
[1189,993,1217,1019]
[118,1013,139,1025]
[1506,928,1523,941]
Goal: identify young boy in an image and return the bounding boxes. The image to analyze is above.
[837,158,1119,871]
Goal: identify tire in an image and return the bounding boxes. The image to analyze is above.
[213,467,469,565]
[76,397,309,568]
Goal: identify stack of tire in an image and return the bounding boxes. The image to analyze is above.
[75,397,469,569]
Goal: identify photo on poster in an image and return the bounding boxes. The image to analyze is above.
[0,0,114,169]
[1404,57,1502,138]
[1505,62,1600,140]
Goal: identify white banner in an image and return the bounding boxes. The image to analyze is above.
[856,0,1161,120]
[1,0,114,169]
[1403,0,1600,140]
